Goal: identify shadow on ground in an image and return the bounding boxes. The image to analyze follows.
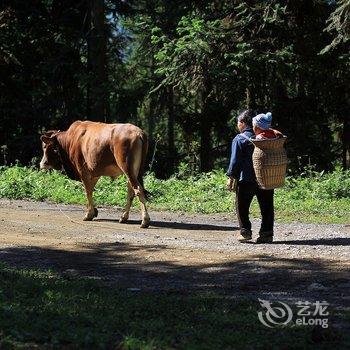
[95,218,239,231]
[0,241,349,307]
[243,238,350,246]
[2,260,348,350]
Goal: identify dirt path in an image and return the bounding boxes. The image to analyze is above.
[0,199,349,308]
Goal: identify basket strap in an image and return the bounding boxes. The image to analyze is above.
[241,133,254,144]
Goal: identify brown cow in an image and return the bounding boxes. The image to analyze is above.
[40,120,150,228]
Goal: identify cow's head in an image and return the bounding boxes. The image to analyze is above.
[40,131,62,170]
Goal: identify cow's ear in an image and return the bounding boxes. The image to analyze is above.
[41,134,56,144]
[41,135,49,144]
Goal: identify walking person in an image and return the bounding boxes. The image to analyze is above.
[226,110,276,243]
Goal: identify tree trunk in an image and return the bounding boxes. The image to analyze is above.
[148,96,155,141]
[245,87,252,109]
[167,86,175,174]
[200,111,212,172]
[87,0,109,121]
[342,111,350,170]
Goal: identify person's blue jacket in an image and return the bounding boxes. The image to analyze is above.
[226,127,256,182]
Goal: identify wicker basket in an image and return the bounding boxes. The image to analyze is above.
[250,136,287,190]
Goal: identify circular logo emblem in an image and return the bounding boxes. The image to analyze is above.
[258,298,293,328]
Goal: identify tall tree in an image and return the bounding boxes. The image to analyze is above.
[321,0,350,169]
[87,0,109,121]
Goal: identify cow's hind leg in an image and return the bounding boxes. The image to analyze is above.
[82,176,99,221]
[117,172,150,228]
[127,162,150,228]
[114,138,150,228]
[138,186,150,228]
[119,183,135,223]
[121,176,150,228]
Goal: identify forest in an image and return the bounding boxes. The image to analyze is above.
[0,0,349,178]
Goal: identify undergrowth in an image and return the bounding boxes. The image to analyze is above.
[0,166,349,223]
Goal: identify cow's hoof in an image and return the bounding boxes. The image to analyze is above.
[119,217,128,223]
[119,212,129,223]
[140,220,150,228]
[84,208,98,221]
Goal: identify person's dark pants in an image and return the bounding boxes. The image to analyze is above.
[235,181,274,236]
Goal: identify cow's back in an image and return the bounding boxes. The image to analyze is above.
[65,121,144,177]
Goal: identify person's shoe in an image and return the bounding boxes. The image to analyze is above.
[238,229,252,242]
[256,234,273,244]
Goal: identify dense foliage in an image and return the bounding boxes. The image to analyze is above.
[0,0,349,177]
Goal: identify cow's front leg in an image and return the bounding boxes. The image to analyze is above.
[82,176,99,221]
[119,184,135,223]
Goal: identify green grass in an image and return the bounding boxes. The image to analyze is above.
[0,166,349,224]
[0,263,349,349]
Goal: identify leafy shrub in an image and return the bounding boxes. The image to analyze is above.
[0,166,349,223]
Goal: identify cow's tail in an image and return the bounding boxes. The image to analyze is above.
[138,132,151,200]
